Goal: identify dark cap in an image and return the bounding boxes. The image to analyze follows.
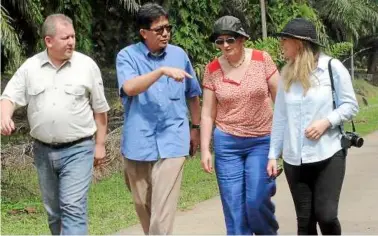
[209,16,249,42]
[276,18,323,46]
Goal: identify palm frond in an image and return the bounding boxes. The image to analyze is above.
[1,6,24,73]
[312,0,378,40]
[359,1,378,35]
[52,0,67,12]
[221,0,250,30]
[119,0,141,13]
[72,0,93,54]
[6,0,43,28]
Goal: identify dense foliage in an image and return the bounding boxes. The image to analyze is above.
[1,0,377,78]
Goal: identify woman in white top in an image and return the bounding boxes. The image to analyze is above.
[267,18,359,235]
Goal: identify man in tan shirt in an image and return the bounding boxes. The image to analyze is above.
[0,14,109,235]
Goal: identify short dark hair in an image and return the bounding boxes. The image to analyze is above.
[136,3,168,30]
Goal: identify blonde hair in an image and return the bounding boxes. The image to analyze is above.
[281,40,320,94]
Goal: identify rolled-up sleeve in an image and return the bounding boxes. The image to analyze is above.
[89,62,110,113]
[326,59,359,128]
[116,49,139,98]
[268,78,287,159]
[184,54,202,98]
[0,61,28,108]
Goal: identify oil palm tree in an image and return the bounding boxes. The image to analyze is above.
[310,0,378,78]
[1,0,43,73]
[118,0,141,13]
[1,0,142,74]
[1,6,24,74]
[310,0,378,41]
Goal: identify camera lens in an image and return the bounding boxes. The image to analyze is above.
[355,137,364,148]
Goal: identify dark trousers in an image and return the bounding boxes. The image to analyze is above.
[284,150,346,235]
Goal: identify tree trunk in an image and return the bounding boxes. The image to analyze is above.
[367,48,378,74]
[260,0,267,39]
[368,48,378,86]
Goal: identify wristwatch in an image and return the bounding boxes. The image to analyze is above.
[191,124,200,129]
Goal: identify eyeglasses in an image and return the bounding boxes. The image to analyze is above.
[147,24,173,35]
[214,37,237,45]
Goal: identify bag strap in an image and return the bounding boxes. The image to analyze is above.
[328,58,356,133]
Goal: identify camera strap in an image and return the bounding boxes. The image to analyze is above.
[328,58,356,133]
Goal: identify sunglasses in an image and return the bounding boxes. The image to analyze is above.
[147,24,173,35]
[214,37,237,45]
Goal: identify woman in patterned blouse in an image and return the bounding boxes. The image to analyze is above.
[200,16,280,235]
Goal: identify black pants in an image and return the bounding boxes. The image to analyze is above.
[284,150,346,235]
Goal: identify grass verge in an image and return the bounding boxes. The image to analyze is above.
[1,155,218,235]
[344,80,378,135]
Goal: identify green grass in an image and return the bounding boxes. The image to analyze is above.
[353,79,378,99]
[344,95,378,135]
[344,80,378,135]
[1,155,218,235]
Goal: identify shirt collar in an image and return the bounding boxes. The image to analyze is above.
[138,42,167,58]
[316,53,331,71]
[40,50,73,68]
[40,50,50,66]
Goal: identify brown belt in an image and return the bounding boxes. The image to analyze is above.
[35,136,93,149]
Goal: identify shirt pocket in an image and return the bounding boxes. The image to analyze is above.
[64,85,86,110]
[27,86,46,112]
[167,79,184,100]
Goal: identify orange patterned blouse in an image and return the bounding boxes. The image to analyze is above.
[202,49,278,137]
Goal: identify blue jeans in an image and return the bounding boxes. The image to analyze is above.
[33,139,94,235]
[213,127,279,235]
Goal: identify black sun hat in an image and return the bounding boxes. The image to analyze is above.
[209,16,250,42]
[276,18,323,47]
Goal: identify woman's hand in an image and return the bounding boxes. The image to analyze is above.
[305,119,331,140]
[267,159,278,178]
[201,150,213,173]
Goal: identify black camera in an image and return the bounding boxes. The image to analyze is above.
[341,131,364,149]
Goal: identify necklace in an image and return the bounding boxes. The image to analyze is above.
[226,48,246,68]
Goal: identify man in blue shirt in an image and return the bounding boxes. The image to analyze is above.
[116,3,201,234]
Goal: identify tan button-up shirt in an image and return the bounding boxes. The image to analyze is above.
[1,50,110,144]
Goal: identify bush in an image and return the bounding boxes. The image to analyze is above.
[246,37,285,68]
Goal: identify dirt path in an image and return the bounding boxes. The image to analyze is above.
[117,131,378,234]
